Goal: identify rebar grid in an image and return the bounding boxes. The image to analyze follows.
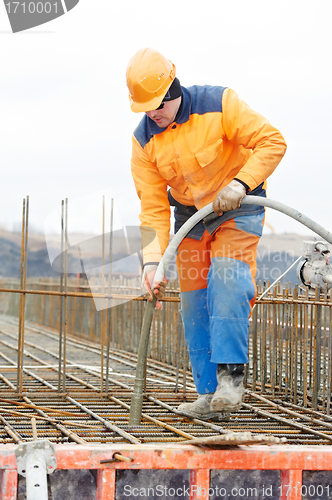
[2,279,332,408]
[1,197,332,447]
[0,316,332,445]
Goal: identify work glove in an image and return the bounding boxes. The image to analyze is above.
[212,179,246,215]
[141,264,167,310]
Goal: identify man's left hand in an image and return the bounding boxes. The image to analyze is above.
[212,180,246,215]
[142,264,168,310]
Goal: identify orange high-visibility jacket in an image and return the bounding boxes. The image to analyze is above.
[131,86,287,265]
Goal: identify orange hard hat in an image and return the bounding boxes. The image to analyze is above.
[126,48,176,113]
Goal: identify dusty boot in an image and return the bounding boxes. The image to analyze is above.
[211,364,245,412]
[177,394,221,420]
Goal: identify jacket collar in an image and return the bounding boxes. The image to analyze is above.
[175,87,191,124]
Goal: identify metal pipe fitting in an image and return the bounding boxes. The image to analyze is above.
[15,440,57,500]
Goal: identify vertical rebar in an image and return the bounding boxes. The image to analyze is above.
[310,293,315,392]
[49,290,55,330]
[171,300,176,366]
[288,286,294,397]
[17,196,29,393]
[105,198,114,394]
[157,298,161,361]
[261,284,267,393]
[252,304,258,391]
[100,195,106,393]
[312,289,320,410]
[293,285,298,404]
[271,286,277,396]
[299,289,303,399]
[62,198,68,393]
[257,281,262,387]
[328,292,332,415]
[277,283,282,390]
[175,305,182,393]
[303,289,309,407]
[284,287,289,398]
[317,291,322,406]
[58,200,65,392]
[266,291,271,390]
[322,285,328,411]
[279,286,283,381]
[289,284,294,398]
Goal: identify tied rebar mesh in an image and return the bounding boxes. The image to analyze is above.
[1,195,332,445]
[1,278,332,445]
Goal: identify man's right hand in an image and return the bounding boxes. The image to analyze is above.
[142,264,167,310]
[212,179,246,214]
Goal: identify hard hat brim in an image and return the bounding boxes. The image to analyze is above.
[129,80,173,113]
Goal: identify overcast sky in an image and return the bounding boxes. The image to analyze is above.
[1,0,331,238]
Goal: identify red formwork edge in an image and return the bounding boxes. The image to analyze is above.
[2,444,332,500]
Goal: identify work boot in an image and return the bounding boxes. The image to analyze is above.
[177,393,221,420]
[211,364,245,412]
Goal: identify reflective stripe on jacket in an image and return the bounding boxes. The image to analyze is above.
[131,85,287,264]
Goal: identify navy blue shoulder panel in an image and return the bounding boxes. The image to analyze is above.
[133,116,151,149]
[133,85,227,149]
[188,85,227,115]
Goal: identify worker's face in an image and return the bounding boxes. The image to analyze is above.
[145,97,181,128]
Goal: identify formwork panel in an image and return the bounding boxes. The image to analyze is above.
[302,470,332,500]
[17,469,97,500]
[3,444,332,499]
[115,469,190,500]
[210,469,280,500]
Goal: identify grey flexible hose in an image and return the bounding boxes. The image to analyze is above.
[155,196,332,283]
[129,195,332,425]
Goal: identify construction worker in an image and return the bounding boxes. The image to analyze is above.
[126,47,286,419]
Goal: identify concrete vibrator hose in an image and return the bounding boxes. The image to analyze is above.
[128,196,332,425]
